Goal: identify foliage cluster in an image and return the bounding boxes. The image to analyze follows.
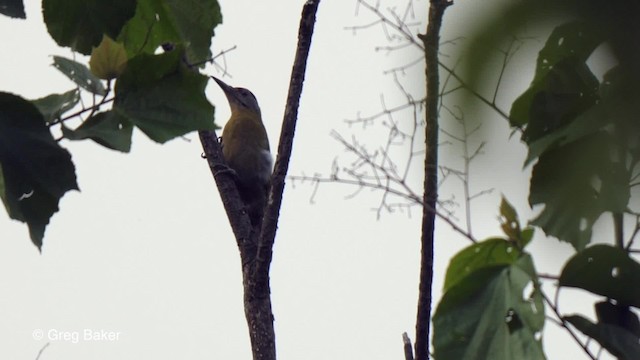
[0,0,221,249]
[433,1,640,359]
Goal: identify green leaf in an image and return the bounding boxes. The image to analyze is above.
[559,244,640,307]
[118,0,222,65]
[0,92,78,250]
[62,111,132,152]
[595,301,640,337]
[509,21,603,131]
[42,0,136,55]
[0,0,25,19]
[443,237,520,293]
[499,196,522,242]
[529,132,630,250]
[513,56,600,144]
[52,56,106,95]
[433,255,545,360]
[565,315,640,359]
[89,35,128,80]
[113,49,215,143]
[31,89,80,124]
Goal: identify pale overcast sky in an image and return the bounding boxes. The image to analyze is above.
[0,0,614,359]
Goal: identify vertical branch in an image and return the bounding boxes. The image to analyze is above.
[254,0,321,294]
[415,1,451,360]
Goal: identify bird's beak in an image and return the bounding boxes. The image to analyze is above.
[212,76,238,104]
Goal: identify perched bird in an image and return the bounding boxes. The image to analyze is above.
[213,76,273,225]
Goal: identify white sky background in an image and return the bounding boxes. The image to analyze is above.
[0,0,618,359]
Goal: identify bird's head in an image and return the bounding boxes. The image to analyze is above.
[212,76,261,116]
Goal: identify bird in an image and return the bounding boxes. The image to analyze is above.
[212,76,273,225]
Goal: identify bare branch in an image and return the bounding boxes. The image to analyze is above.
[541,291,598,360]
[35,342,50,360]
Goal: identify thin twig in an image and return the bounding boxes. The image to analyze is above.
[541,291,597,360]
[35,342,50,360]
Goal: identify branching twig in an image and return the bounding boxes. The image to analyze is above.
[541,291,597,360]
[48,97,115,127]
[189,45,237,71]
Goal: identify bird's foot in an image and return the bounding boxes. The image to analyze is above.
[213,164,238,178]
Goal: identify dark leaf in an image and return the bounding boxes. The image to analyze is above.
[565,315,640,360]
[596,301,640,337]
[114,49,215,143]
[559,244,640,307]
[42,0,136,54]
[529,133,629,250]
[0,92,78,249]
[0,0,25,18]
[118,0,222,66]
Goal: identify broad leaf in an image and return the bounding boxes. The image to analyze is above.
[90,35,128,80]
[52,56,106,95]
[114,49,215,143]
[42,0,136,55]
[0,0,25,18]
[31,89,80,124]
[595,301,640,337]
[0,92,78,249]
[118,0,222,65]
[529,132,629,250]
[443,237,520,293]
[565,315,640,359]
[62,111,133,152]
[434,255,545,360]
[559,244,640,307]
[510,21,603,131]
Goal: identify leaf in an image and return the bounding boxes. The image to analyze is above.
[433,255,545,360]
[565,315,640,359]
[510,21,603,130]
[0,92,78,250]
[0,0,25,19]
[118,0,222,65]
[595,301,640,337]
[62,111,132,152]
[90,35,128,80]
[31,89,80,124]
[499,196,523,243]
[113,49,215,143]
[514,57,600,144]
[529,132,629,250]
[443,237,520,293]
[52,56,106,95]
[559,244,640,307]
[42,0,136,55]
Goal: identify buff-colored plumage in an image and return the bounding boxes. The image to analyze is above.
[213,77,272,224]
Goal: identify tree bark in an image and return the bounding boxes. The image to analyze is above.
[415,1,452,360]
[198,1,321,359]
